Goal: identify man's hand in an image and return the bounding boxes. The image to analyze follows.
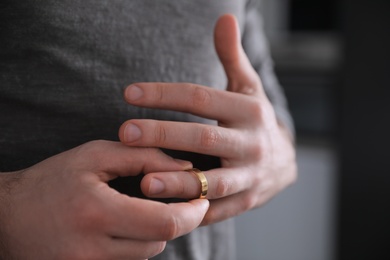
[0,140,209,259]
[118,14,297,225]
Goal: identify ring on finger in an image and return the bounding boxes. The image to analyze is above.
[185,168,208,199]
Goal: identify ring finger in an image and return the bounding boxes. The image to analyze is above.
[141,167,254,200]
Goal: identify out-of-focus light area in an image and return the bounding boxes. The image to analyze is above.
[236,0,390,259]
[264,0,341,138]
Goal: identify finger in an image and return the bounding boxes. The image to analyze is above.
[201,186,276,226]
[105,194,209,241]
[108,238,166,260]
[124,82,259,125]
[119,120,247,158]
[214,14,263,96]
[69,141,192,181]
[140,168,253,200]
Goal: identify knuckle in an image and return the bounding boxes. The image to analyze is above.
[153,84,165,103]
[175,175,187,196]
[249,141,264,161]
[191,85,212,108]
[215,177,231,198]
[76,140,107,161]
[248,100,264,121]
[240,84,257,96]
[83,141,112,169]
[154,124,167,145]
[78,140,100,155]
[248,99,276,125]
[200,127,219,150]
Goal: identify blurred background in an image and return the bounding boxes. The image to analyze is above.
[235,0,390,259]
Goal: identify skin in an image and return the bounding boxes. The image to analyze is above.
[0,141,209,260]
[0,13,295,259]
[119,15,297,225]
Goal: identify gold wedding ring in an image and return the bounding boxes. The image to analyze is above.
[186,168,208,199]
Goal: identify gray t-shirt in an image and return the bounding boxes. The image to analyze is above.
[0,1,292,259]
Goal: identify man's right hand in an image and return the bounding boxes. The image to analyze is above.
[0,140,209,260]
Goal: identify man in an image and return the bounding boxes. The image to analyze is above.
[0,1,296,259]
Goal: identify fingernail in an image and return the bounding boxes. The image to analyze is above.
[126,85,143,101]
[149,178,165,195]
[124,124,142,142]
[173,159,193,170]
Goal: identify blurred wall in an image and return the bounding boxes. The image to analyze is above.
[338,1,390,259]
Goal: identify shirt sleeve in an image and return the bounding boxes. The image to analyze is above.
[242,0,295,138]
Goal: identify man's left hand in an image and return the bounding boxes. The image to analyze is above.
[119,14,297,225]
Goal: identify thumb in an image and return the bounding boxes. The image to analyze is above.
[214,14,262,96]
